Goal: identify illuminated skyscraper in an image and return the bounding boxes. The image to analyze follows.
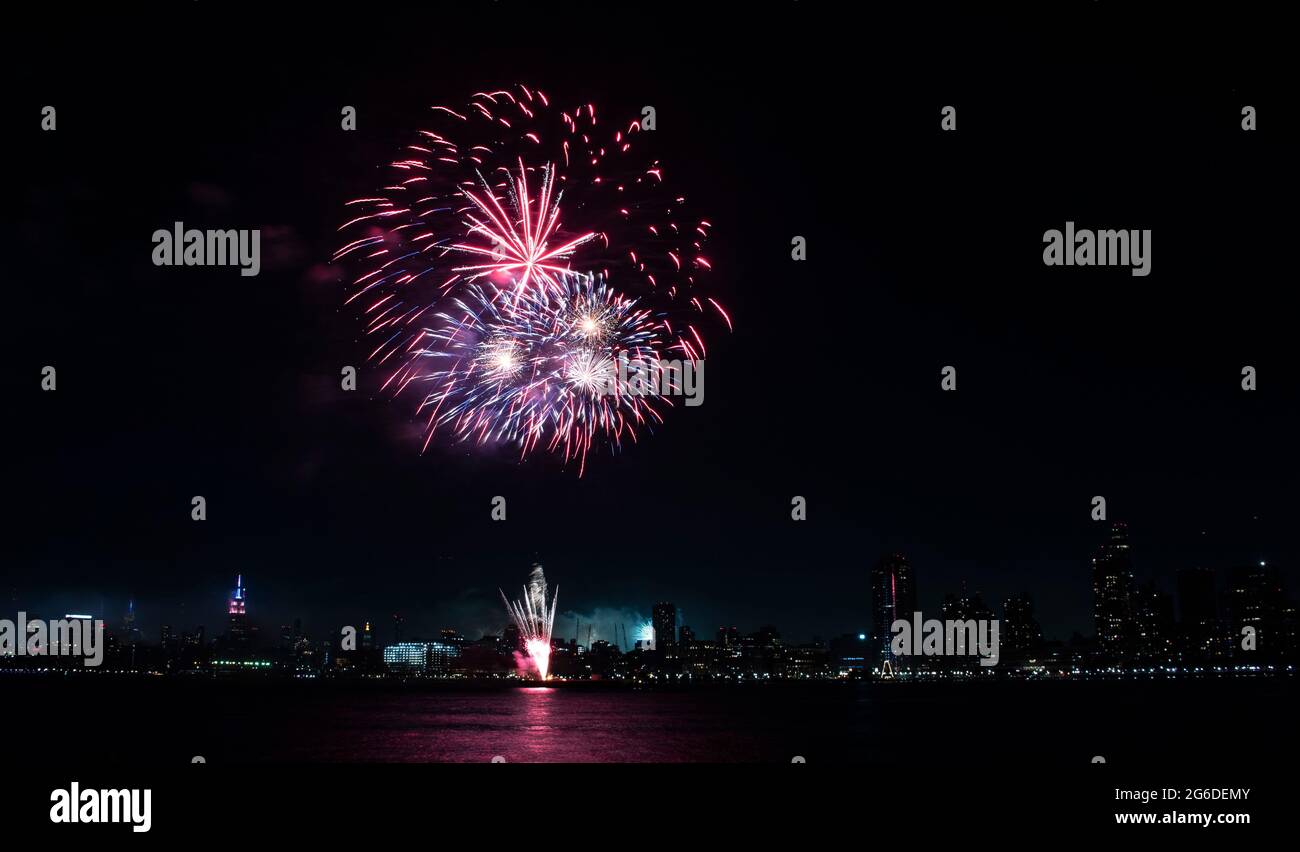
[1226,562,1284,660]
[228,575,246,617]
[652,602,677,656]
[1091,522,1135,657]
[227,574,251,650]
[122,598,142,645]
[871,554,916,670]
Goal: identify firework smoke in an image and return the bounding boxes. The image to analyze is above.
[501,564,558,680]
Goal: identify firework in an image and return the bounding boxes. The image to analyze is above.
[397,271,671,475]
[636,620,656,648]
[501,564,558,680]
[449,160,597,296]
[335,84,728,469]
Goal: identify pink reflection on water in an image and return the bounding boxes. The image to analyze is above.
[514,686,558,762]
[276,688,764,763]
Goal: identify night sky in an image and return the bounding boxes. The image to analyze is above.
[7,5,1296,646]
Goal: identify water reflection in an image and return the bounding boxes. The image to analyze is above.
[517,686,557,761]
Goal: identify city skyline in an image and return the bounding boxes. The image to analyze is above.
[8,521,1294,679]
[4,10,1297,836]
[11,8,1298,672]
[9,516,1292,649]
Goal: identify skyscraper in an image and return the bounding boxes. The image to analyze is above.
[1131,581,1175,660]
[941,583,994,623]
[122,598,142,645]
[1226,563,1284,660]
[940,583,994,668]
[502,623,522,654]
[1176,567,1217,657]
[1091,522,1135,657]
[1002,593,1043,662]
[227,574,251,652]
[871,553,917,670]
[652,602,676,656]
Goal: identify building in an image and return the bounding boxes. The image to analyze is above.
[1283,603,1299,662]
[1131,581,1175,661]
[941,584,994,623]
[652,602,676,656]
[871,553,917,670]
[585,640,620,679]
[828,633,869,676]
[1177,567,1218,657]
[180,627,207,671]
[1091,522,1135,657]
[122,599,142,645]
[383,641,461,675]
[1225,563,1285,660]
[939,584,995,669]
[1001,594,1043,663]
[226,575,253,653]
[548,637,581,677]
[502,623,522,655]
[783,641,830,679]
[742,626,783,675]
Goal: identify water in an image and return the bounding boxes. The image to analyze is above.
[7,677,1295,765]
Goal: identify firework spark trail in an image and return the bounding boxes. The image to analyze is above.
[402,271,669,476]
[336,83,727,470]
[449,160,597,296]
[501,565,558,680]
